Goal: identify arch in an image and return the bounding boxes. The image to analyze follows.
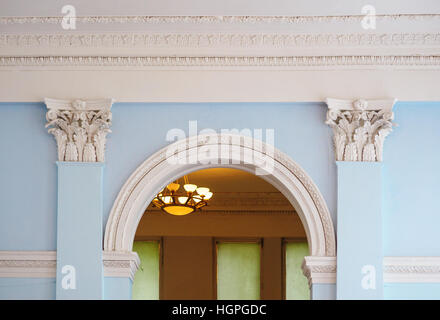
[104,134,336,256]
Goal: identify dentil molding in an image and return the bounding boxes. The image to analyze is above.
[44,98,114,162]
[325,98,397,162]
[2,56,439,69]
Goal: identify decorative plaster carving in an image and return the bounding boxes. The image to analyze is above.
[384,257,440,283]
[104,134,336,256]
[44,98,114,162]
[0,251,56,278]
[0,251,140,281]
[2,56,439,68]
[325,98,397,162]
[301,256,337,287]
[1,14,439,25]
[102,251,140,281]
[1,33,439,49]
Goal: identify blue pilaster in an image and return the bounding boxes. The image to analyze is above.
[56,162,104,299]
[336,161,383,299]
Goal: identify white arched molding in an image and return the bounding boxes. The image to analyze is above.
[104,134,336,257]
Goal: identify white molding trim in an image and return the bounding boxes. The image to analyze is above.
[384,257,440,283]
[1,56,439,69]
[0,251,140,281]
[0,32,440,51]
[102,251,140,281]
[326,98,397,162]
[302,256,337,287]
[0,251,56,278]
[1,252,439,284]
[104,133,336,256]
[1,14,439,25]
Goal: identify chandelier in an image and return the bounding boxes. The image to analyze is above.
[152,175,213,216]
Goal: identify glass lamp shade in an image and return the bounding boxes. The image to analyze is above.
[204,192,213,200]
[161,196,173,204]
[196,187,210,197]
[183,184,197,193]
[163,205,195,216]
[178,196,189,204]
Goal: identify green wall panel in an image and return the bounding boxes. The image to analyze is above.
[132,241,160,300]
[285,242,310,300]
[217,242,260,300]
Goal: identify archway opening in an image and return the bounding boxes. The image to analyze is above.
[104,134,336,299]
[132,168,310,300]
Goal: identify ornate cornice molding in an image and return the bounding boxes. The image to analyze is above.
[2,56,439,69]
[1,14,439,25]
[44,98,114,162]
[301,256,337,287]
[1,252,439,284]
[0,251,56,278]
[384,257,440,283]
[325,98,397,162]
[102,251,140,281]
[1,33,439,49]
[0,251,140,281]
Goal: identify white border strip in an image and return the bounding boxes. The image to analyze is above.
[1,252,439,283]
[0,251,140,281]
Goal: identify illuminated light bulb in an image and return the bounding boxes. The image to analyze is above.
[196,187,210,197]
[204,192,213,200]
[162,196,173,204]
[184,184,197,193]
[193,197,202,203]
[178,196,188,204]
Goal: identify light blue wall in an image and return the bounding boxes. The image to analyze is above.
[0,103,57,250]
[384,283,440,300]
[104,102,336,233]
[56,162,104,299]
[336,162,383,299]
[104,277,132,300]
[1,101,440,299]
[0,278,55,299]
[311,284,336,300]
[383,101,440,256]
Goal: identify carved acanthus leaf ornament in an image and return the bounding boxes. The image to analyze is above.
[325,98,396,162]
[45,98,114,162]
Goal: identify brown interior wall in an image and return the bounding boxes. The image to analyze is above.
[160,237,214,300]
[136,212,307,239]
[261,238,283,299]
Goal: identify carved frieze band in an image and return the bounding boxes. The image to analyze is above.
[44,98,114,162]
[2,56,439,68]
[1,252,439,283]
[301,256,337,287]
[325,98,397,162]
[1,33,439,48]
[1,14,439,25]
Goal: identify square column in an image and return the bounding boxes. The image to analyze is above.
[325,98,397,300]
[336,162,383,299]
[56,162,104,299]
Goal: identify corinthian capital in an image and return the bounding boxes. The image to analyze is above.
[325,98,397,162]
[45,98,114,162]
